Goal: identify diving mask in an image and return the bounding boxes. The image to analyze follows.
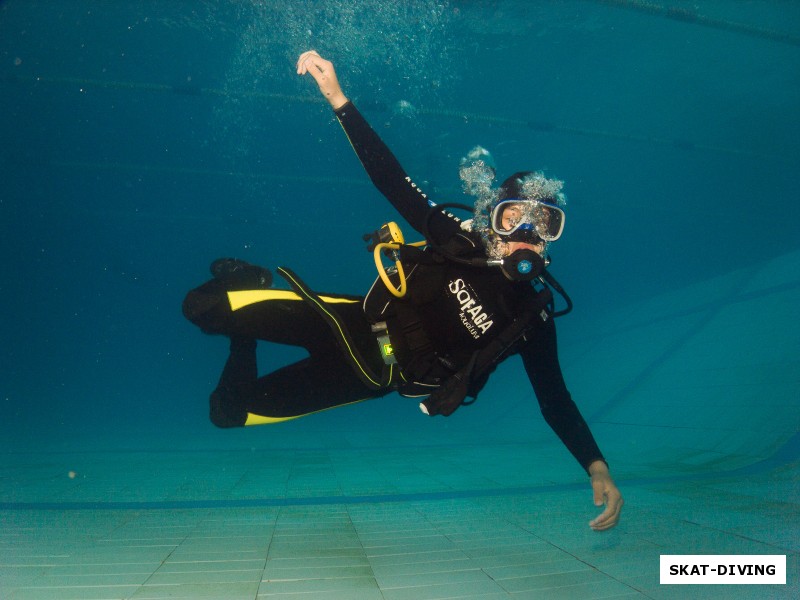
[490,199,565,243]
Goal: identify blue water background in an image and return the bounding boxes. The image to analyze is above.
[1,0,798,451]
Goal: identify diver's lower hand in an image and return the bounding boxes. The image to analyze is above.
[296,50,349,110]
[587,460,623,531]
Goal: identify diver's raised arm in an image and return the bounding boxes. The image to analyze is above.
[296,50,349,110]
[296,51,459,239]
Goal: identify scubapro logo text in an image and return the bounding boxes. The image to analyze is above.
[448,279,493,339]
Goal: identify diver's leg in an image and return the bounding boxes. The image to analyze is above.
[209,312,389,427]
[183,260,273,336]
[183,269,364,347]
[241,352,389,424]
[185,267,383,426]
[209,352,386,428]
[209,336,257,428]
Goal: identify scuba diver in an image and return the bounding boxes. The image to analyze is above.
[182,50,623,530]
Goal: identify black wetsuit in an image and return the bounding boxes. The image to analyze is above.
[183,101,606,474]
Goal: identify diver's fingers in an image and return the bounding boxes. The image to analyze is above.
[296,51,313,74]
[296,50,322,75]
[296,51,348,109]
[307,56,335,84]
[589,485,624,531]
[590,504,617,531]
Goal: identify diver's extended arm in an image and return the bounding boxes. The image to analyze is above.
[520,321,623,530]
[520,322,604,472]
[297,51,458,239]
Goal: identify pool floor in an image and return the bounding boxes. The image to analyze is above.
[1,439,797,600]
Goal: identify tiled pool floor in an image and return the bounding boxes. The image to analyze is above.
[2,439,797,599]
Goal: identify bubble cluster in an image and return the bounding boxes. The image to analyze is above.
[210,0,455,105]
[196,0,457,190]
[458,146,502,258]
[458,149,567,259]
[459,146,497,230]
[519,172,567,207]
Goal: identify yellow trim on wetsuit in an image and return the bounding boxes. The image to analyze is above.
[277,267,391,389]
[244,397,375,426]
[244,413,301,425]
[228,289,358,311]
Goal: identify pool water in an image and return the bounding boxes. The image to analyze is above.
[1,1,798,598]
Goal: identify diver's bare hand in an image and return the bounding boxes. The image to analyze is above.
[588,460,624,531]
[296,50,349,110]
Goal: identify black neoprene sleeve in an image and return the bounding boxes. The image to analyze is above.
[520,319,606,474]
[334,101,460,241]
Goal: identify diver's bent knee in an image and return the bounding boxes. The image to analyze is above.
[183,289,219,322]
[209,407,247,428]
[209,391,247,428]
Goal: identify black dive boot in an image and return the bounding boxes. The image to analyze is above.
[209,258,273,289]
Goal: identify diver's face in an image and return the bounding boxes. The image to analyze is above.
[500,204,545,256]
[499,203,523,231]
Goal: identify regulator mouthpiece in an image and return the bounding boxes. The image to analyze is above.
[501,249,544,281]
